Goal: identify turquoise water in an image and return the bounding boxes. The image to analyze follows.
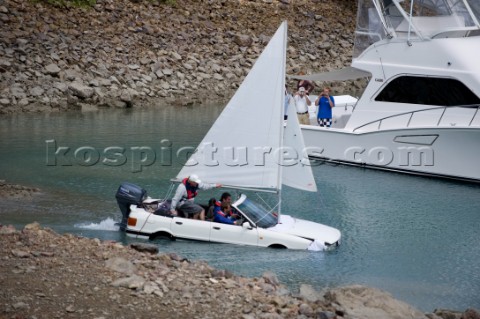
[0,107,479,312]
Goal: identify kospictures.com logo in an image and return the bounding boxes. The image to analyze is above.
[46,139,180,172]
[45,139,323,172]
[46,139,435,172]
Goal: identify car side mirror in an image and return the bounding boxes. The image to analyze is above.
[242,222,252,230]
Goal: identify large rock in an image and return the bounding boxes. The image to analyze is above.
[53,82,68,93]
[463,308,480,319]
[325,285,428,319]
[105,257,137,275]
[110,274,145,289]
[64,69,79,81]
[433,309,463,319]
[433,308,480,319]
[68,82,94,99]
[0,58,11,68]
[10,86,26,99]
[129,242,159,254]
[29,86,45,97]
[24,222,41,231]
[234,34,252,47]
[299,284,323,302]
[262,271,280,286]
[45,63,61,76]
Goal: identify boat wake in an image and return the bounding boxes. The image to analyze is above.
[75,217,119,231]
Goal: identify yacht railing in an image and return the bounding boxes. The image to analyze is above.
[353,104,480,132]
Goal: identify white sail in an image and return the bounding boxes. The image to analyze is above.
[176,22,317,193]
[282,103,318,192]
[176,22,287,191]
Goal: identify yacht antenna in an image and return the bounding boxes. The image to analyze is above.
[407,0,415,46]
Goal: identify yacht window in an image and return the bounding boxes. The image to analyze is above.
[375,76,480,106]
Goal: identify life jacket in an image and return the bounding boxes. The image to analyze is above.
[213,201,228,217]
[182,178,198,200]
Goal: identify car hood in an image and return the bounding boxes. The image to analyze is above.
[268,215,341,245]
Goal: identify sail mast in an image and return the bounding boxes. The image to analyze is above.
[277,21,288,215]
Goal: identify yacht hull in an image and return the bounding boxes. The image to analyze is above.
[302,126,480,182]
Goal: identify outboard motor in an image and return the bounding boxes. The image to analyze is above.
[115,182,147,231]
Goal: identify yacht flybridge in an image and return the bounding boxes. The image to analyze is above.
[297,0,480,182]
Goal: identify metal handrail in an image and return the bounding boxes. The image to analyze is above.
[353,104,480,132]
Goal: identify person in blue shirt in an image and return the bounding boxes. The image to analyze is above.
[213,192,239,225]
[315,87,335,127]
[213,201,238,225]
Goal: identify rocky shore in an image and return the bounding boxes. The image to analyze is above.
[0,0,366,114]
[0,181,478,318]
[0,180,40,198]
[1,222,479,319]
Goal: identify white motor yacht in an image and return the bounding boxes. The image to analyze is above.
[297,0,480,182]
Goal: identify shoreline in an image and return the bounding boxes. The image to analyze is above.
[0,181,479,318]
[1,222,478,319]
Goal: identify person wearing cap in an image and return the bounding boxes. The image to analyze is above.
[170,174,222,220]
[294,86,311,125]
[296,71,315,94]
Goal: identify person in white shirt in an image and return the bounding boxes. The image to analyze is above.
[170,174,222,220]
[293,87,311,125]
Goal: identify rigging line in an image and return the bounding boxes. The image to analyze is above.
[255,192,274,210]
[254,201,280,225]
[141,183,175,234]
[163,183,175,200]
[138,211,153,235]
[253,192,280,223]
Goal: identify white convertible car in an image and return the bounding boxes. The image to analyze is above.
[116,183,340,251]
[115,23,342,251]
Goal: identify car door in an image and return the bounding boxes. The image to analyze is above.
[170,217,211,242]
[209,221,259,246]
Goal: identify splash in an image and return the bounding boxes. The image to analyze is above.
[75,217,119,231]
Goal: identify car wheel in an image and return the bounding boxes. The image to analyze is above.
[268,244,287,249]
[150,232,175,241]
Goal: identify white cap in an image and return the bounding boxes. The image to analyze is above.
[188,174,201,184]
[299,87,305,92]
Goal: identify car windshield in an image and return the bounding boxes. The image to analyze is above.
[235,197,278,228]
